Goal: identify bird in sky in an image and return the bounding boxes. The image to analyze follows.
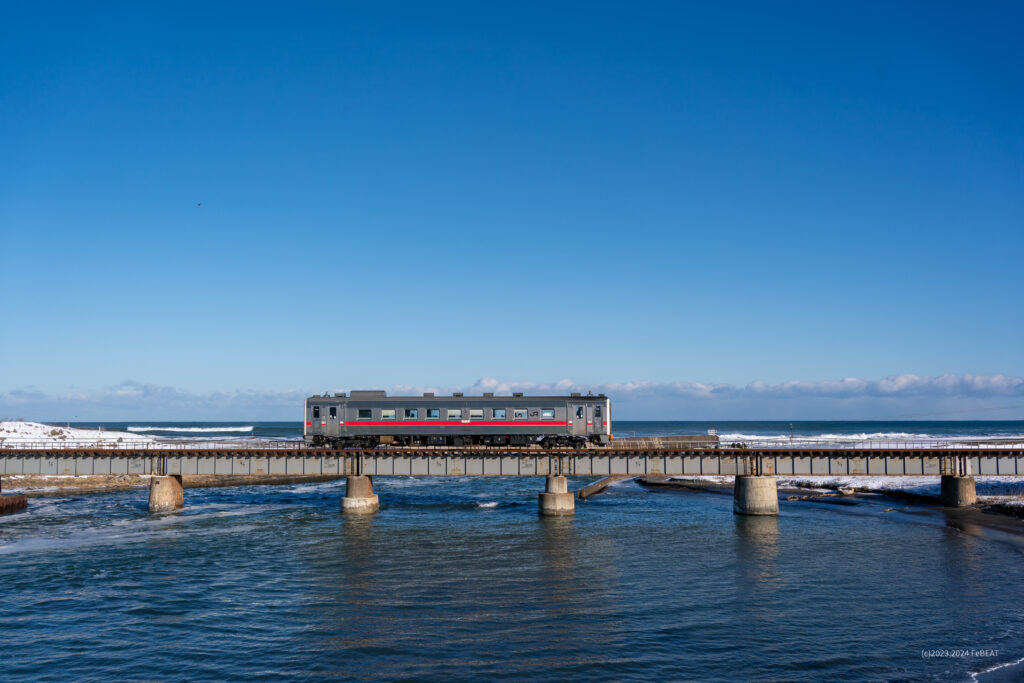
[196,202,201,207]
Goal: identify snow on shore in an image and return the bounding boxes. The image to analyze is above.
[776,475,1024,499]
[666,474,1024,501]
[0,421,153,446]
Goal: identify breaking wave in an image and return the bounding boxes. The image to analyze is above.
[127,426,255,433]
[718,431,940,442]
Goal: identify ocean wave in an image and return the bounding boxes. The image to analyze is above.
[284,480,346,494]
[717,431,940,442]
[0,521,259,555]
[127,426,254,433]
[713,431,1024,446]
[970,655,1024,683]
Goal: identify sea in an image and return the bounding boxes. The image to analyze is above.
[3,421,1024,681]
[51,419,1024,445]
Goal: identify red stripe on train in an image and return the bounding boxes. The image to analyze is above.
[334,421,569,427]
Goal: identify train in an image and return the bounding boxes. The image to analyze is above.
[304,390,611,448]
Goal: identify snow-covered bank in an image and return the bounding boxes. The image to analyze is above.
[666,474,1024,502]
[782,475,1024,500]
[0,473,342,494]
[127,426,254,433]
[0,421,153,447]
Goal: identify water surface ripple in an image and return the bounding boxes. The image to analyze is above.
[2,477,1023,681]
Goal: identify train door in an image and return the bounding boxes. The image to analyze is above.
[326,405,340,437]
[570,403,587,436]
[594,401,607,436]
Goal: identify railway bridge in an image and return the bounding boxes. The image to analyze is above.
[3,440,1022,516]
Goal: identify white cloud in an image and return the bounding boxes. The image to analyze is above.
[0,381,309,421]
[1,374,1022,421]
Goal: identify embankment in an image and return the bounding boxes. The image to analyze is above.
[1,473,344,495]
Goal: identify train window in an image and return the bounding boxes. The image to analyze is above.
[358,409,372,420]
[426,408,440,419]
[381,409,396,420]
[576,407,584,419]
[405,408,418,419]
[513,409,528,420]
[541,409,555,420]
[448,408,463,419]
[469,409,483,420]
[493,408,506,419]
[595,406,602,418]
[313,406,320,419]
[329,407,337,418]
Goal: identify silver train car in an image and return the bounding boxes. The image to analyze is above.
[304,391,611,448]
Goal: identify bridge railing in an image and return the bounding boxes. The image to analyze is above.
[1,439,1023,451]
[713,439,1024,450]
[0,440,305,450]
[610,434,1024,450]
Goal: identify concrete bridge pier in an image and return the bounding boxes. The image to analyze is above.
[733,475,779,515]
[148,475,184,513]
[0,495,28,514]
[342,475,379,514]
[539,475,575,516]
[941,476,977,507]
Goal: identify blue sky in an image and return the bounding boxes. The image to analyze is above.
[2,2,1022,419]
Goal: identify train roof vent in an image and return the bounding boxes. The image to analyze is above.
[483,392,494,397]
[350,390,386,398]
[512,392,524,397]
[452,392,464,397]
[423,392,434,397]
[334,392,346,397]
[570,392,581,397]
